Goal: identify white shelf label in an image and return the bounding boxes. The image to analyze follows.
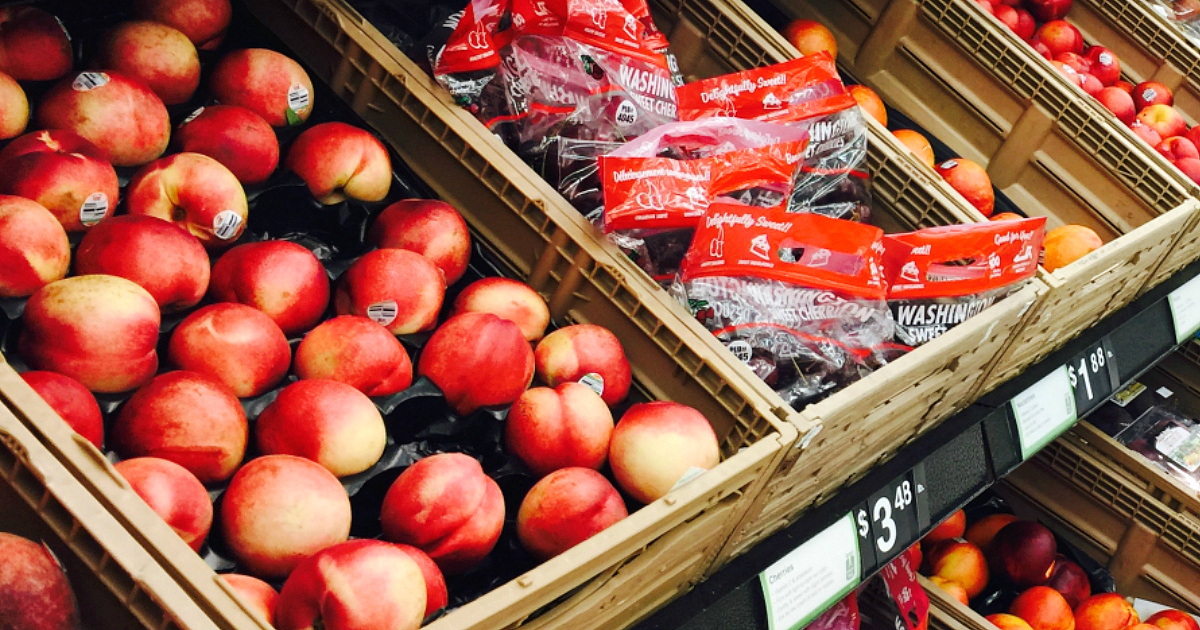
[1012,365,1077,459]
[1168,274,1200,343]
[760,513,860,630]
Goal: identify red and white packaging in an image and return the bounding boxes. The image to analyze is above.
[875,547,930,630]
[882,218,1045,347]
[807,592,860,630]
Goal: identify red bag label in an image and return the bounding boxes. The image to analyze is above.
[601,155,712,231]
[879,550,930,630]
[675,53,857,123]
[710,140,807,197]
[435,0,510,75]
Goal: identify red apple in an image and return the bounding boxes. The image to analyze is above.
[367,199,471,285]
[993,5,1019,32]
[1113,80,1135,94]
[76,215,211,312]
[274,540,426,630]
[609,401,720,504]
[1046,555,1091,609]
[1096,87,1136,125]
[1174,157,1200,184]
[517,467,628,560]
[286,122,392,204]
[126,152,249,247]
[1157,136,1200,162]
[973,0,995,14]
[0,532,81,630]
[988,520,1058,588]
[380,453,505,575]
[1137,104,1187,139]
[1146,610,1200,630]
[95,21,200,105]
[1027,0,1073,21]
[927,540,989,599]
[506,383,614,476]
[0,71,27,139]
[1035,20,1084,56]
[19,371,103,449]
[1030,39,1054,61]
[113,457,213,552]
[418,312,534,415]
[293,316,413,397]
[335,248,445,335]
[451,277,550,342]
[1134,81,1174,111]
[1080,74,1104,97]
[1054,52,1091,75]
[255,379,387,477]
[174,105,279,185]
[19,275,160,393]
[1051,61,1085,89]
[167,303,291,398]
[1009,586,1076,630]
[221,575,278,626]
[208,240,329,336]
[394,544,447,620]
[0,130,119,232]
[209,48,314,127]
[111,371,247,483]
[534,324,632,406]
[0,196,69,298]
[1084,46,1121,86]
[1187,126,1200,149]
[0,7,72,81]
[37,71,170,167]
[1013,9,1036,40]
[133,0,231,50]
[1074,593,1139,630]
[219,454,351,579]
[1129,120,1164,146]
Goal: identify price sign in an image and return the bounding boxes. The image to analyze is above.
[1066,338,1118,417]
[854,465,929,577]
[760,514,861,630]
[1168,274,1200,343]
[1011,365,1077,459]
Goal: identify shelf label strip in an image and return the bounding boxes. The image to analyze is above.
[1168,274,1200,344]
[1011,365,1077,460]
[760,513,861,630]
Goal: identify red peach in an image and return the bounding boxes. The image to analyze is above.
[1080,74,1104,97]
[517,467,628,560]
[255,380,387,477]
[929,576,970,606]
[1187,126,1200,149]
[0,71,27,139]
[1013,9,1036,40]
[1096,87,1136,125]
[935,158,995,216]
[19,371,103,450]
[990,614,1038,630]
[1158,137,1200,162]
[1137,104,1187,139]
[928,540,990,599]
[1047,555,1091,610]
[133,0,231,50]
[973,0,995,14]
[989,521,1057,588]
[1134,81,1174,111]
[1113,80,1135,94]
[209,48,314,127]
[37,71,170,167]
[126,152,249,247]
[1146,610,1200,630]
[1129,120,1164,147]
[924,509,967,545]
[335,248,445,336]
[0,196,69,298]
[1074,593,1139,630]
[394,544,448,620]
[1178,158,1200,185]
[221,575,278,626]
[1010,586,1077,630]
[76,215,211,312]
[1051,61,1085,89]
[1054,52,1091,75]
[965,513,1019,551]
[174,105,279,185]
[418,312,535,415]
[609,401,720,504]
[293,316,412,396]
[1084,47,1121,86]
[0,7,72,81]
[95,21,200,105]
[0,130,119,232]
[0,532,81,629]
[534,324,632,406]
[367,199,472,285]
[208,240,329,336]
[781,19,838,58]
[993,5,1019,32]
[506,383,615,476]
[1035,21,1084,57]
[168,303,291,398]
[286,122,392,204]
[1030,39,1054,61]
[1027,0,1073,21]
[113,457,213,552]
[451,277,550,342]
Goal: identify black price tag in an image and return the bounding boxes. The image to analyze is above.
[1066,338,1118,417]
[854,464,929,578]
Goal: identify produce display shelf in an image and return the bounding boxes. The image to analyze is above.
[631,255,1200,630]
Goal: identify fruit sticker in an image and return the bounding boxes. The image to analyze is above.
[79,193,108,227]
[183,107,206,125]
[72,72,109,92]
[286,84,311,126]
[212,210,244,241]
[614,99,638,126]
[578,372,605,396]
[367,301,400,326]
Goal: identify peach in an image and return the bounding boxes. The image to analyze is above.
[973,0,994,15]
[0,7,72,81]
[993,5,1020,34]
[782,19,837,58]
[1176,157,1200,185]
[174,105,279,185]
[1013,9,1036,39]
[394,544,448,620]
[849,84,886,126]
[451,278,550,342]
[1158,137,1200,162]
[418,312,535,416]
[0,71,27,139]
[992,212,1025,221]
[517,467,628,560]
[609,401,720,504]
[95,21,200,105]
[255,380,387,477]
[221,574,278,626]
[1146,610,1200,630]
[38,71,170,167]
[1044,225,1104,272]
[210,48,313,127]
[534,324,632,406]
[1080,74,1104,97]
[1054,52,1091,76]
[936,158,995,217]
[113,457,213,552]
[1035,21,1084,57]
[19,371,104,450]
[1096,87,1136,125]
[19,275,160,393]
[0,130,119,232]
[1187,126,1200,150]
[929,576,970,606]
[380,453,505,575]
[1134,81,1174,111]
[1047,556,1091,610]
[928,540,990,599]
[1113,81,1135,94]
[1137,104,1187,139]
[989,521,1057,587]
[133,0,231,50]
[209,240,329,336]
[965,513,1019,551]
[368,199,472,285]
[126,152,249,247]
[111,371,247,483]
[506,383,614,476]
[274,540,426,630]
[1010,586,1077,630]
[293,316,412,396]
[924,509,966,545]
[1028,0,1072,21]
[1129,120,1164,147]
[0,196,69,298]
[0,532,81,630]
[286,122,392,204]
[990,614,1037,630]
[1085,47,1121,86]
[335,249,445,336]
[167,303,290,399]
[1049,62,1082,90]
[1030,40,1054,61]
[76,215,211,312]
[1074,594,1139,630]
[219,454,351,579]
[893,129,935,168]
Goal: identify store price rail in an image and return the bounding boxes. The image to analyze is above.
[633,257,1200,630]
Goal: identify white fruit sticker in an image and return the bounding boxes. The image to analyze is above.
[578,373,605,397]
[73,72,109,92]
[940,159,958,169]
[367,301,399,326]
[728,339,753,363]
[182,107,205,125]
[1143,88,1158,102]
[212,210,243,241]
[1098,52,1113,66]
[614,100,638,126]
[79,192,108,226]
[288,83,311,113]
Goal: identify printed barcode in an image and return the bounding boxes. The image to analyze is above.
[79,193,108,226]
[212,211,243,240]
[72,72,109,92]
[367,301,399,326]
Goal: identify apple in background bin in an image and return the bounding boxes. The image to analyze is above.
[95,21,200,106]
[274,540,427,630]
[0,71,26,140]
[1074,593,1139,630]
[1035,21,1083,57]
[208,240,329,336]
[1084,47,1120,87]
[1146,610,1200,630]
[0,6,72,81]
[929,575,969,605]
[451,277,551,342]
[0,196,69,298]
[1136,104,1187,139]
[111,371,247,483]
[112,457,213,553]
[1096,87,1136,125]
[19,371,104,449]
[517,467,628,560]
[380,453,505,575]
[1046,555,1092,609]
[534,324,632,407]
[19,275,160,393]
[221,574,278,626]
[286,122,392,205]
[781,19,837,58]
[990,614,1038,630]
[220,454,352,579]
[0,130,120,233]
[394,544,448,620]
[174,105,280,186]
[38,71,171,168]
[988,520,1057,588]
[210,48,314,127]
[76,215,211,312]
[935,158,995,217]
[368,199,472,285]
[133,0,231,50]
[926,540,989,599]
[255,379,387,478]
[293,316,412,396]
[168,303,291,399]
[1009,586,1076,630]
[126,152,249,247]
[1133,82,1174,111]
[0,532,81,630]
[506,383,614,476]
[418,312,534,415]
[608,401,720,505]
[335,248,445,336]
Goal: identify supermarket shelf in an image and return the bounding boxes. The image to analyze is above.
[633,256,1200,630]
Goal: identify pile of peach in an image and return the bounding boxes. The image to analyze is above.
[918,510,1199,630]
